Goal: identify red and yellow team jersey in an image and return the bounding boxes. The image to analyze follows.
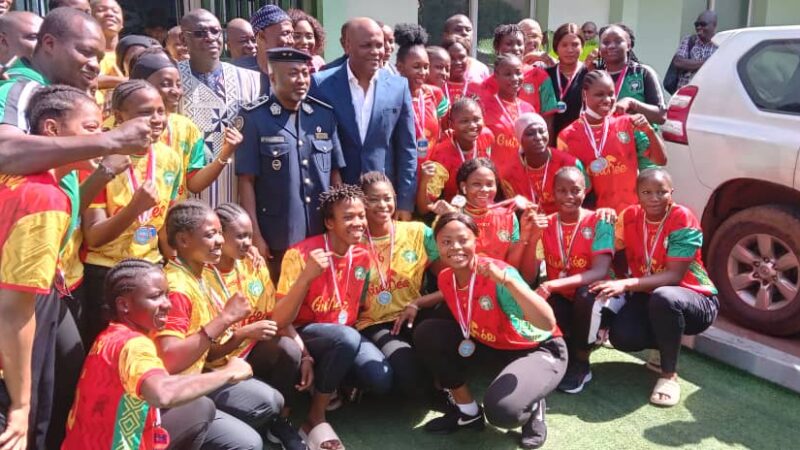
[497,149,586,215]
[0,172,70,294]
[439,256,559,350]
[616,204,718,296]
[465,207,520,262]
[413,84,449,160]
[209,257,276,363]
[557,114,651,213]
[85,142,182,268]
[355,222,439,330]
[61,227,84,292]
[63,322,168,450]
[277,234,371,327]
[426,128,494,202]
[541,210,614,296]
[163,113,206,200]
[159,261,229,375]
[480,92,535,165]
[518,67,558,115]
[96,51,122,118]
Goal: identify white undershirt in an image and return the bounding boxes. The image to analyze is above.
[347,61,378,144]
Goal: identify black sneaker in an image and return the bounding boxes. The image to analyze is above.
[520,399,547,449]
[423,404,485,434]
[266,416,306,450]
[558,360,592,394]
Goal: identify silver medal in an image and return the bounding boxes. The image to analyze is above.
[451,194,467,208]
[338,310,348,325]
[377,290,392,305]
[458,339,476,357]
[590,157,609,174]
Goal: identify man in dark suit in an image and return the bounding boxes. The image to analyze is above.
[319,20,350,71]
[311,17,416,219]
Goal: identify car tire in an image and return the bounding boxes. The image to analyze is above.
[708,205,800,336]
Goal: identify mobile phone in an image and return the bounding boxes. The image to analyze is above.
[595,57,606,70]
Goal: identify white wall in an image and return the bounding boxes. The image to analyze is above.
[546,0,611,28]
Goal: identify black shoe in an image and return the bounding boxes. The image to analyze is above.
[428,388,457,413]
[558,360,592,394]
[267,416,307,450]
[520,399,547,449]
[423,404,485,434]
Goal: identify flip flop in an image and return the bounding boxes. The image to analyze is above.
[650,377,681,407]
[301,422,345,450]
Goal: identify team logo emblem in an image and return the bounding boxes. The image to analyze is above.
[233,115,245,131]
[581,227,593,240]
[617,131,630,144]
[248,280,264,297]
[629,79,642,92]
[522,83,534,93]
[272,159,282,171]
[354,266,367,280]
[270,103,282,116]
[163,171,176,186]
[402,250,418,263]
[498,230,511,242]
[479,296,493,310]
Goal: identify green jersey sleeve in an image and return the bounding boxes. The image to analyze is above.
[422,225,440,262]
[667,228,703,259]
[538,78,558,114]
[592,219,615,254]
[495,268,552,342]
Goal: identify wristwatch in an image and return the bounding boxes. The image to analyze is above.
[96,162,116,181]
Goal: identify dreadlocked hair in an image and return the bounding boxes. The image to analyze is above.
[26,84,96,135]
[492,24,522,53]
[359,171,394,193]
[456,157,498,187]
[166,199,214,248]
[319,183,365,222]
[112,79,157,113]
[103,259,163,322]
[394,23,429,63]
[450,96,482,120]
[582,69,613,91]
[599,23,640,63]
[215,202,248,232]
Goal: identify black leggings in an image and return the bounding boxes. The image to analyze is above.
[245,335,302,404]
[360,322,425,398]
[81,263,111,348]
[548,291,596,355]
[413,318,567,429]
[607,287,718,373]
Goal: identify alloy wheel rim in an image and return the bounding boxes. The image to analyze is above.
[727,233,799,311]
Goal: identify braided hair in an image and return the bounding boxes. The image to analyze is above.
[26,84,96,135]
[433,211,480,238]
[359,171,393,193]
[449,96,482,120]
[599,23,640,63]
[111,79,157,113]
[165,199,214,248]
[492,23,523,54]
[394,23,429,63]
[455,157,498,187]
[493,52,522,72]
[103,259,163,322]
[318,183,365,224]
[215,202,248,232]
[581,69,613,91]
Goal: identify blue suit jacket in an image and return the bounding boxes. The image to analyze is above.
[310,65,417,211]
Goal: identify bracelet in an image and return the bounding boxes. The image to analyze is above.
[301,355,315,364]
[216,156,232,166]
[406,303,419,311]
[96,163,116,181]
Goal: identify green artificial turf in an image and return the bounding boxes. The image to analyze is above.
[305,348,800,449]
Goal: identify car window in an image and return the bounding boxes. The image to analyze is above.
[738,39,800,115]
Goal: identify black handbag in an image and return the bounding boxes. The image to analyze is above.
[664,35,696,94]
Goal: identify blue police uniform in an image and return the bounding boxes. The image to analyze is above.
[235,93,345,254]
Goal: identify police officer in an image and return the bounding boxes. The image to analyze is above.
[237,47,344,282]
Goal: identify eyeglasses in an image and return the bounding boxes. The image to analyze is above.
[184,27,222,39]
[694,21,708,28]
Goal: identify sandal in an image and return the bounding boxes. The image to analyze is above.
[650,377,681,407]
[300,422,345,450]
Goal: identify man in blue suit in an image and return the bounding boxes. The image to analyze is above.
[311,17,417,219]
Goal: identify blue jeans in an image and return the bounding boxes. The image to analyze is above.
[299,323,393,395]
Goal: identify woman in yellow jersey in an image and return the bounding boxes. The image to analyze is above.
[130,49,243,201]
[356,172,443,398]
[81,80,183,345]
[213,202,310,448]
[156,200,302,449]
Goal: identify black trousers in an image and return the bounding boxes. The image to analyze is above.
[246,335,302,405]
[81,263,111,348]
[360,322,426,399]
[413,317,568,429]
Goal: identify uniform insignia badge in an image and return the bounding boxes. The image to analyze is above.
[302,103,313,114]
[498,230,511,242]
[232,115,244,131]
[261,136,286,144]
[355,266,367,280]
[617,131,630,144]
[270,103,282,116]
[314,132,329,140]
[272,159,282,171]
[479,296,493,310]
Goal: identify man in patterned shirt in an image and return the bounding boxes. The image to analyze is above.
[672,10,718,89]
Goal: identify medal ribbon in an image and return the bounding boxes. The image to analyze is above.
[494,94,520,128]
[454,137,477,164]
[613,65,629,97]
[556,211,586,276]
[126,145,156,223]
[581,115,610,161]
[556,63,582,100]
[365,222,395,293]
[323,233,353,312]
[643,205,673,275]
[452,260,477,341]
[171,258,230,313]
[413,88,427,139]
[523,152,550,204]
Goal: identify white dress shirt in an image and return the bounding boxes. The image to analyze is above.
[347,61,379,144]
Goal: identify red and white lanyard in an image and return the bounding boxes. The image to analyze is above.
[455,138,478,163]
[126,145,156,223]
[494,94,520,127]
[452,264,477,341]
[413,88,427,138]
[556,212,585,275]
[523,153,550,204]
[613,65,628,97]
[323,233,353,311]
[643,206,673,275]
[556,63,582,100]
[581,116,610,161]
[366,223,395,293]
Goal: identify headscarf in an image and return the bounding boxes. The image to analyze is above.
[116,35,161,75]
[514,112,547,141]
[130,51,176,80]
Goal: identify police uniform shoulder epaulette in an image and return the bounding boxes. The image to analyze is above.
[241,95,270,111]
[305,95,333,109]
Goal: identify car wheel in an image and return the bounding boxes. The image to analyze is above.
[708,205,800,336]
